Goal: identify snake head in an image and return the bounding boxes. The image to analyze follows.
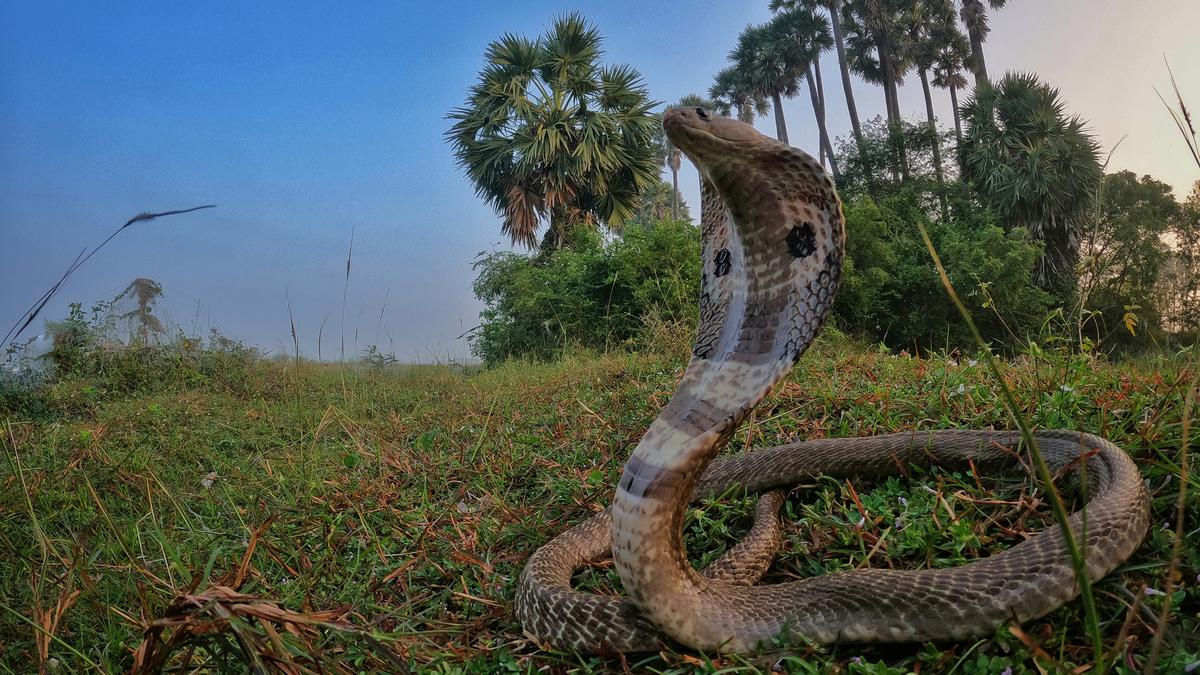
[663,107,766,169]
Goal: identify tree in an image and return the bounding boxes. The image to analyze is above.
[908,0,963,217]
[1077,170,1179,348]
[469,220,701,364]
[1162,181,1200,335]
[767,8,839,176]
[633,180,691,225]
[446,14,660,249]
[835,116,953,209]
[654,94,717,221]
[931,26,971,144]
[772,0,869,170]
[114,277,165,343]
[958,0,1007,87]
[834,189,1050,351]
[709,66,770,123]
[959,73,1102,293]
[730,20,811,143]
[841,0,914,180]
[841,0,911,128]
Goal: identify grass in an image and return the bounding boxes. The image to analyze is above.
[0,336,1197,673]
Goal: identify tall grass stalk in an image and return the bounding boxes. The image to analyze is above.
[286,284,300,365]
[916,221,1104,665]
[340,229,354,363]
[1144,370,1197,674]
[1155,58,1199,169]
[2,204,214,349]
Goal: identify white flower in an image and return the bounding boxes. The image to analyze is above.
[968,359,978,367]
[1060,384,1074,393]
[201,471,218,489]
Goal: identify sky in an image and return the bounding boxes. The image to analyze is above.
[1,1,1197,362]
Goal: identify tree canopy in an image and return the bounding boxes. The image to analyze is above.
[446,14,661,249]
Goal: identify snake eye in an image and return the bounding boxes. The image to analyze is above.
[696,107,709,120]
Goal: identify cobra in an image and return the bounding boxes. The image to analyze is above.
[514,108,1149,653]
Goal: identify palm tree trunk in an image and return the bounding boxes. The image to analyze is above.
[883,67,908,181]
[813,56,826,113]
[812,59,828,166]
[949,81,962,146]
[968,26,989,87]
[771,90,789,143]
[919,67,947,219]
[806,64,839,180]
[828,0,866,156]
[670,165,679,221]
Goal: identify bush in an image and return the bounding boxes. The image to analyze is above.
[834,190,1052,351]
[1,301,261,415]
[470,220,701,365]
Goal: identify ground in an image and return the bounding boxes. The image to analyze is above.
[1,337,1196,673]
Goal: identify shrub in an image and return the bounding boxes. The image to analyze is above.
[1,300,261,416]
[834,190,1052,351]
[469,220,701,365]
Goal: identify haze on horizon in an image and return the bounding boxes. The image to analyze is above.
[2,1,1197,362]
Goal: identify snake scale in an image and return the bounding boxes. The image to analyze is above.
[514,108,1150,653]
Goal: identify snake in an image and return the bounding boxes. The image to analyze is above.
[514,108,1150,654]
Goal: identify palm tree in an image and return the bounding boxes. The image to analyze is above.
[767,8,838,177]
[709,66,770,123]
[655,94,718,221]
[730,22,809,143]
[842,0,913,179]
[959,72,1102,292]
[908,0,961,216]
[931,28,971,144]
[958,0,1007,87]
[841,0,911,128]
[446,14,660,249]
[633,180,690,224]
[771,0,867,165]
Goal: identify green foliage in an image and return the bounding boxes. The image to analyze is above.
[835,116,955,205]
[709,65,770,123]
[834,190,1051,350]
[1163,181,1200,337]
[1078,170,1181,350]
[732,11,829,108]
[959,72,1102,292]
[469,220,701,365]
[445,13,660,248]
[632,180,690,225]
[1,301,261,418]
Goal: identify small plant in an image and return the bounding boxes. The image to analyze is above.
[361,344,398,371]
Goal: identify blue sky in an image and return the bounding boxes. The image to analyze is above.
[2,1,1197,361]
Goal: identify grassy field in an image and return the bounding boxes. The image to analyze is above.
[1,336,1196,673]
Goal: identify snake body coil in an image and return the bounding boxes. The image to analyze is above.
[515,109,1149,653]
